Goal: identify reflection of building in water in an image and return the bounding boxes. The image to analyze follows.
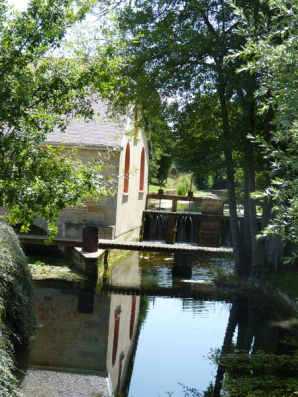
[28,286,140,396]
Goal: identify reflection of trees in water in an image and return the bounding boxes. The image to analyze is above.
[180,295,298,397]
[181,298,230,316]
[212,295,298,397]
[139,296,150,324]
[181,298,207,313]
[180,382,215,396]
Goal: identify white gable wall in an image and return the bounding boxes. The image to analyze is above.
[114,127,149,241]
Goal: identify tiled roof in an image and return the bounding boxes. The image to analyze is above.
[45,101,126,149]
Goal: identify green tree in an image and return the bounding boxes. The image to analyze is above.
[0,0,118,238]
[0,221,35,396]
[99,0,272,281]
[172,93,227,190]
[147,112,174,186]
[233,1,298,262]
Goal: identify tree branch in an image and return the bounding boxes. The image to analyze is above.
[203,14,216,33]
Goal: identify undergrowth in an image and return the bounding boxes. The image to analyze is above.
[273,271,298,299]
[0,221,34,396]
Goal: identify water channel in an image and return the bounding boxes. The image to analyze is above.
[18,251,298,396]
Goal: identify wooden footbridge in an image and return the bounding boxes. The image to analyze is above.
[97,239,232,254]
[17,193,233,256]
[17,234,232,255]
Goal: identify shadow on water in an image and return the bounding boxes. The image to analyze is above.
[17,251,298,397]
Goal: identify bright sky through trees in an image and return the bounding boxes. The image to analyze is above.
[8,0,28,10]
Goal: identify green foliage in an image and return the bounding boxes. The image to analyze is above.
[100,0,276,277]
[233,1,298,252]
[1,143,116,241]
[0,221,34,396]
[176,174,192,195]
[149,173,196,194]
[272,271,298,299]
[211,348,298,396]
[172,95,228,190]
[0,221,34,341]
[0,328,21,397]
[0,0,119,238]
[177,183,187,196]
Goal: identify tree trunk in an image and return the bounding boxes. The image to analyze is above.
[212,299,239,397]
[217,75,243,279]
[262,172,283,271]
[244,143,261,285]
[242,169,252,277]
[261,105,283,271]
[224,149,243,279]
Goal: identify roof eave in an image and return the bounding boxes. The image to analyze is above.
[43,142,122,150]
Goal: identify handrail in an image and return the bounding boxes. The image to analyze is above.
[146,193,223,213]
[147,193,203,202]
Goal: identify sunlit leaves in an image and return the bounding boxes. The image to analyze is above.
[0,0,119,238]
[1,142,117,241]
[231,1,298,253]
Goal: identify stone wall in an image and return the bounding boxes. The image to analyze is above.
[56,147,119,239]
[30,287,111,375]
[29,286,140,395]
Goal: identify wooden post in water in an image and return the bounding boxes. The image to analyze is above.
[172,253,193,278]
[172,198,178,212]
[166,214,177,244]
[166,198,178,244]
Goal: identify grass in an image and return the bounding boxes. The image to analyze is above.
[149,173,222,197]
[149,173,195,194]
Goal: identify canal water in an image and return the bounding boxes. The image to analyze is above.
[19,252,298,396]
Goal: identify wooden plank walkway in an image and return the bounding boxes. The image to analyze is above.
[144,210,226,219]
[17,234,233,255]
[100,284,233,300]
[98,239,233,254]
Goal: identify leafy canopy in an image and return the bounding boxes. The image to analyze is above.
[233,1,298,246]
[0,0,119,238]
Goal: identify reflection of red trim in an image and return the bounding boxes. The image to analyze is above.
[116,356,124,396]
[124,143,130,193]
[139,147,145,191]
[129,296,137,340]
[112,313,121,367]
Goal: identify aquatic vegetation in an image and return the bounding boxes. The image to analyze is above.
[211,348,298,396]
[0,221,34,396]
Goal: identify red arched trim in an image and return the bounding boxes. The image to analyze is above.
[129,296,137,340]
[124,143,130,193]
[139,147,145,192]
[112,310,121,367]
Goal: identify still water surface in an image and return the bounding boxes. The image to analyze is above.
[19,252,298,396]
[128,298,230,396]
